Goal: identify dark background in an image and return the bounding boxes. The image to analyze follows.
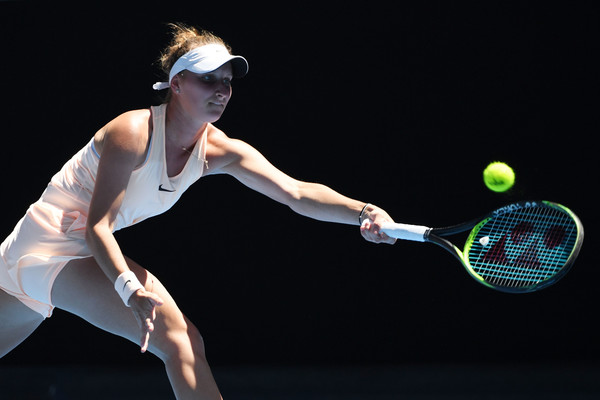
[0,1,596,370]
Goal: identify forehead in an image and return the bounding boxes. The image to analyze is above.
[195,62,233,76]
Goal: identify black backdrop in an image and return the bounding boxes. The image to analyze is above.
[0,1,596,368]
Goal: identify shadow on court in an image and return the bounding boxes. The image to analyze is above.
[1,363,600,399]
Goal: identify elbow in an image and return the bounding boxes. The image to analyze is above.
[84,220,111,247]
[286,180,304,204]
[285,181,319,215]
[84,222,99,246]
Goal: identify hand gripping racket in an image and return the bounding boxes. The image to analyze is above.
[379,201,584,293]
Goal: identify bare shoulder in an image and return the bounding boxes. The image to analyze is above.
[204,124,255,174]
[205,124,235,149]
[94,109,152,160]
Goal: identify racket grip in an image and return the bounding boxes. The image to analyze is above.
[380,221,429,242]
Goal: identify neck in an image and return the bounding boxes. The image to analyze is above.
[164,100,208,150]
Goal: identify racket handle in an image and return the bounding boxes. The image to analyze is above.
[380,221,429,242]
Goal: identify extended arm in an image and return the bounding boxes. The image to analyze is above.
[205,132,395,244]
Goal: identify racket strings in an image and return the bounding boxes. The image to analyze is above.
[467,205,579,289]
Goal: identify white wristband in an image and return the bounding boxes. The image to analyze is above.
[114,271,144,306]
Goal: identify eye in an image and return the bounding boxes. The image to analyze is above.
[199,74,216,83]
[198,74,232,87]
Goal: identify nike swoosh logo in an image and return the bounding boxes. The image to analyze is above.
[158,184,176,192]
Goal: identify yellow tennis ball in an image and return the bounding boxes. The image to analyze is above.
[483,162,515,192]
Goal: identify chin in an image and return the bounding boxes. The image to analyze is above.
[204,109,226,123]
[205,113,224,123]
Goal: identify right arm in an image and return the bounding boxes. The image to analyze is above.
[86,110,164,352]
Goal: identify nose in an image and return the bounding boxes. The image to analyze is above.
[215,82,230,99]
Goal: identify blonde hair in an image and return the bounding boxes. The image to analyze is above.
[157,23,232,78]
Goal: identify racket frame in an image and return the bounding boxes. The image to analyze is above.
[381,200,584,293]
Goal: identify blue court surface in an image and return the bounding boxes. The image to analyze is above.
[2,363,600,399]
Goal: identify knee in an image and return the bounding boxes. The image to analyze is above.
[153,318,207,364]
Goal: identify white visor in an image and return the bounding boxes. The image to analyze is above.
[153,43,248,90]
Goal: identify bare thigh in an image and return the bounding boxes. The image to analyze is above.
[27,257,221,399]
[51,256,190,359]
[0,289,44,358]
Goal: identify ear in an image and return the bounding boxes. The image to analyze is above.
[170,73,183,94]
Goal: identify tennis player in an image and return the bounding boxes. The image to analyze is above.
[0,24,395,399]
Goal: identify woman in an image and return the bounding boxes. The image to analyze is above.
[0,24,395,399]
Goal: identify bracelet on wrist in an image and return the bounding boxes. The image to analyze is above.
[359,203,371,225]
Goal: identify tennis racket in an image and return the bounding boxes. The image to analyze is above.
[378,200,584,293]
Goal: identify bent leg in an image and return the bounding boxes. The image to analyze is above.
[0,289,44,358]
[51,256,222,400]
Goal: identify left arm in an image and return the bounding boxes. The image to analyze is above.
[205,131,395,244]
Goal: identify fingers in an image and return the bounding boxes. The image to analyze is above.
[360,219,396,245]
[146,292,165,307]
[139,308,157,353]
[359,204,397,245]
[139,303,156,353]
[130,290,165,353]
[141,330,151,353]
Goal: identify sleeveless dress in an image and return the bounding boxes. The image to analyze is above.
[0,104,208,317]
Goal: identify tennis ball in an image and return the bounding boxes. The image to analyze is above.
[483,162,515,192]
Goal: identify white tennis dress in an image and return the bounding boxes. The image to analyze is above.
[0,104,207,317]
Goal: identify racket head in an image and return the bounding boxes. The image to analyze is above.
[460,201,584,293]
